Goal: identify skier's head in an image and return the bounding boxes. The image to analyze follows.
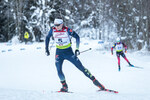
[116,37,120,43]
[54,18,63,30]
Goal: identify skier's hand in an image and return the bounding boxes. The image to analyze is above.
[75,49,80,56]
[46,49,50,56]
[111,51,113,55]
[125,48,127,53]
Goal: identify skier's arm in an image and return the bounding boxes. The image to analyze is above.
[45,28,53,51]
[68,28,80,49]
[111,43,116,55]
[72,31,80,49]
[122,42,127,53]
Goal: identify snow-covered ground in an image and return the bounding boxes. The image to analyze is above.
[0,40,150,100]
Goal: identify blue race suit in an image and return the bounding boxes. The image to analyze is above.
[45,26,94,81]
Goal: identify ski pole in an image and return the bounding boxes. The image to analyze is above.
[80,48,92,54]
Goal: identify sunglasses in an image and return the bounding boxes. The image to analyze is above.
[54,24,61,27]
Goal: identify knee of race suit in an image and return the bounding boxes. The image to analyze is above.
[55,55,60,63]
[84,68,93,78]
[122,54,125,58]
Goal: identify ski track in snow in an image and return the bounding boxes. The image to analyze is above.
[0,88,149,100]
[0,42,150,100]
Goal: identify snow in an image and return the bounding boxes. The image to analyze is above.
[0,40,150,100]
[143,16,147,20]
[10,36,20,44]
[81,20,88,26]
[135,16,139,22]
[64,16,70,20]
[65,9,71,14]
[30,6,36,10]
[137,39,144,43]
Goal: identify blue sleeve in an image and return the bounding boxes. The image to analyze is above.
[111,43,116,52]
[45,28,53,51]
[68,28,80,49]
[112,43,116,48]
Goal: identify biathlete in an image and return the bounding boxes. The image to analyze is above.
[111,38,134,71]
[45,18,105,92]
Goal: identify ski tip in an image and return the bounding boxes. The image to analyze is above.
[106,89,119,93]
[98,89,119,94]
[114,91,119,93]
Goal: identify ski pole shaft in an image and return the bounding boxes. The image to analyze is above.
[80,48,92,54]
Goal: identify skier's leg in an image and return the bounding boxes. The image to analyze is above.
[55,55,65,81]
[66,54,105,90]
[55,54,68,91]
[66,55,92,79]
[116,52,121,71]
[121,52,129,63]
[121,52,133,66]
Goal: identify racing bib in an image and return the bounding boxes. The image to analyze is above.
[53,29,71,49]
[116,43,123,52]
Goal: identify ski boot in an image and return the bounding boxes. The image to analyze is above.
[129,63,134,67]
[118,65,121,71]
[60,80,68,92]
[92,77,105,90]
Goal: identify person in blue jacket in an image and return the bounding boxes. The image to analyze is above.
[45,18,105,92]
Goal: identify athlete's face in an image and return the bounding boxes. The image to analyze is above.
[55,24,63,30]
[117,42,120,44]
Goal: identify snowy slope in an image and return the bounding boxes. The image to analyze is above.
[0,41,150,100]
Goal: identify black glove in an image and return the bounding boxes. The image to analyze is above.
[46,49,50,56]
[75,49,80,56]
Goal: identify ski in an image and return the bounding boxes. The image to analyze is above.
[127,65,143,69]
[97,89,119,93]
[52,89,118,93]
